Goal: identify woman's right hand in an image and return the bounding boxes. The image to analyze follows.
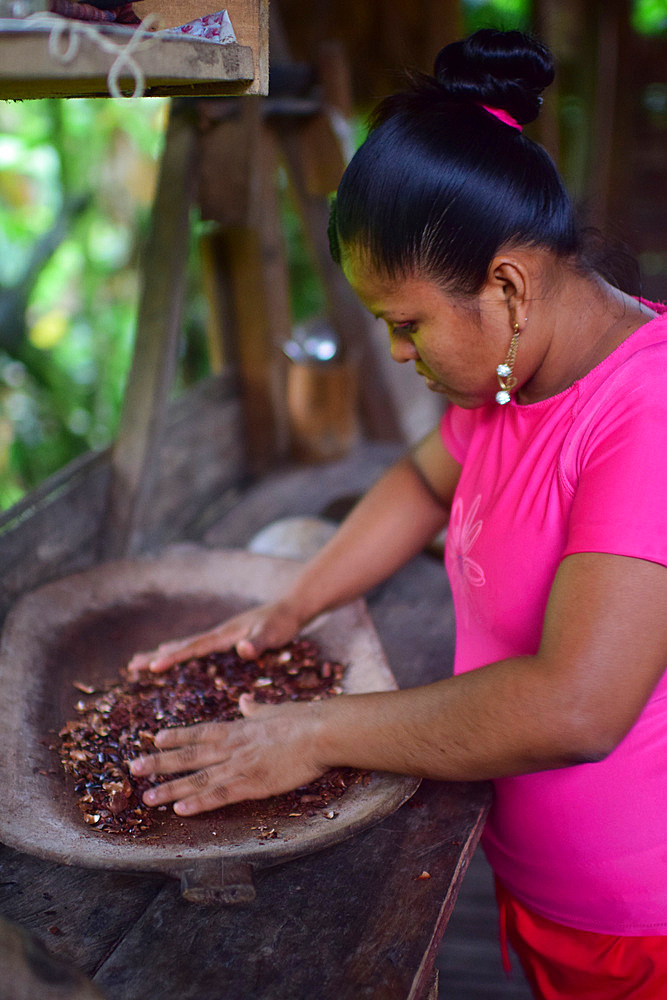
[126,600,304,677]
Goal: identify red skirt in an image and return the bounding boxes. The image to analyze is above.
[495,877,667,999]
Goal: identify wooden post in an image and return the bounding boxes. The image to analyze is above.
[198,98,292,472]
[101,102,198,559]
[276,125,404,441]
[586,0,623,229]
[267,30,405,442]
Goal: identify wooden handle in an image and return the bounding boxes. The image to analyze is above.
[180,859,256,905]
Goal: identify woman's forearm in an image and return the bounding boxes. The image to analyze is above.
[135,655,587,814]
[129,431,457,674]
[313,656,589,781]
[281,453,451,628]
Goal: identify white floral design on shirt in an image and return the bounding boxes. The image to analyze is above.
[448,494,485,624]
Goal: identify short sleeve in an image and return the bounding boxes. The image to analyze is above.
[562,342,667,568]
[440,403,482,465]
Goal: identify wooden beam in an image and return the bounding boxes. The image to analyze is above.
[145,0,269,95]
[101,103,198,559]
[0,25,255,100]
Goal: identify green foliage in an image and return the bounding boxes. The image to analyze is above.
[0,97,168,508]
[461,0,667,38]
[632,0,667,35]
[462,0,531,33]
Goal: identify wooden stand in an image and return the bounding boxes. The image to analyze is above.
[101,35,408,557]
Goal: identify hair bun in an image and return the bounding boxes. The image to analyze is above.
[433,29,554,126]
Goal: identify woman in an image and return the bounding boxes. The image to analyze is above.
[129,29,667,998]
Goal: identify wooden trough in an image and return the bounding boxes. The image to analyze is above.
[0,545,419,904]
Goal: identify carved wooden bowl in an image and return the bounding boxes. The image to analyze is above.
[0,545,419,903]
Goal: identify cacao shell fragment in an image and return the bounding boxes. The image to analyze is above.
[56,639,366,836]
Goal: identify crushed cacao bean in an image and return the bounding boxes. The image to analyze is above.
[56,638,367,836]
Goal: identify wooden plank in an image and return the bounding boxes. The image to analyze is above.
[198,99,262,229]
[219,218,292,472]
[0,780,488,1000]
[225,0,269,95]
[136,373,248,549]
[423,970,438,1000]
[292,110,348,198]
[84,780,489,1000]
[317,40,355,118]
[0,452,110,627]
[0,843,164,983]
[101,104,198,560]
[145,0,269,94]
[198,100,263,373]
[0,25,255,100]
[199,232,235,372]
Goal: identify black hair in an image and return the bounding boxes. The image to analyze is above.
[329,29,582,296]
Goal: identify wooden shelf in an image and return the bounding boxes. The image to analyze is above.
[0,20,257,99]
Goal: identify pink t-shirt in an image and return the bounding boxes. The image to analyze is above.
[440,308,667,934]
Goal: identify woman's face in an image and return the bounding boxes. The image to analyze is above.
[343,255,515,409]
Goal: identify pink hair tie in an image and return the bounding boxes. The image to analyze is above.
[479,104,523,132]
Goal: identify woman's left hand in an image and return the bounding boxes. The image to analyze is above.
[128,695,327,815]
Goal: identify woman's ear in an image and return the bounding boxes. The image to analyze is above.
[489,257,530,328]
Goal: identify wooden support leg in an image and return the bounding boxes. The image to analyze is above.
[101,101,198,559]
[215,217,292,472]
[198,99,292,473]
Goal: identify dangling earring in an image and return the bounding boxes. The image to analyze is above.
[496,322,521,405]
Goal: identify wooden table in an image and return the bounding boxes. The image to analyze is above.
[0,449,491,1000]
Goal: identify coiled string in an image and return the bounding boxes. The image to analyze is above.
[27,12,168,98]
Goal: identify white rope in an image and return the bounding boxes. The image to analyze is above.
[27,11,165,98]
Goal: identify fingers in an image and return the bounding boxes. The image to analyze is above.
[125,601,296,678]
[126,622,251,677]
[238,693,271,718]
[130,720,234,775]
[129,722,242,814]
[142,766,248,816]
[129,713,272,778]
[126,700,322,816]
[153,720,222,749]
[127,637,201,676]
[129,724,276,816]
[130,738,226,779]
[235,638,258,660]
